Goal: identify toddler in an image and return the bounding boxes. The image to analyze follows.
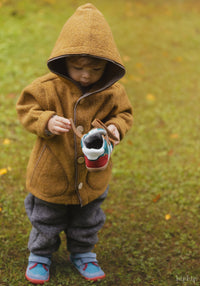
[16,3,133,284]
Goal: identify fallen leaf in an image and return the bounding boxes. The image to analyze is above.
[170,133,179,139]
[105,208,114,214]
[127,140,133,146]
[153,194,161,203]
[168,149,174,156]
[0,167,11,176]
[3,138,11,145]
[175,56,183,62]
[165,214,171,220]
[146,94,156,102]
[0,168,8,176]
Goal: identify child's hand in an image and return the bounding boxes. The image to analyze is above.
[47,115,71,135]
[107,124,120,145]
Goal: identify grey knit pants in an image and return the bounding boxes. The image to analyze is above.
[24,188,108,257]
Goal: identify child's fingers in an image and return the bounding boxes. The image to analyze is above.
[55,116,71,129]
[52,126,70,135]
[55,120,70,130]
[47,115,71,134]
[107,124,120,145]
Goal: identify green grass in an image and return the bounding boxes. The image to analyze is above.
[1,0,200,285]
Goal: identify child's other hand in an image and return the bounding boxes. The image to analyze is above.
[107,124,120,145]
[47,115,71,135]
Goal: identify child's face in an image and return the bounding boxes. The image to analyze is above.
[66,57,107,87]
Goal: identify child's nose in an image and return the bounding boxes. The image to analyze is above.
[82,71,90,79]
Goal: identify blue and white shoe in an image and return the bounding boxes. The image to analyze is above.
[25,253,51,284]
[81,128,113,171]
[70,252,106,281]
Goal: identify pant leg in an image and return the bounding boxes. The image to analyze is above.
[28,227,60,257]
[66,188,108,253]
[25,193,68,257]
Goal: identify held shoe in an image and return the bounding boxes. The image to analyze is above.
[81,128,113,171]
[25,253,51,284]
[69,118,119,171]
[70,252,106,281]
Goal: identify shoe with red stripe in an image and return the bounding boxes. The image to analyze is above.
[70,252,105,281]
[25,253,51,284]
[81,128,113,171]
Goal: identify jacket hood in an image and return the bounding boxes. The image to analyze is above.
[47,3,125,92]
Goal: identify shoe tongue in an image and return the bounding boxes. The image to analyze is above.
[84,133,103,149]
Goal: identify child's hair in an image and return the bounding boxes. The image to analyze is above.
[66,55,106,67]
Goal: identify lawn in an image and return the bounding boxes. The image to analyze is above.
[1,0,200,285]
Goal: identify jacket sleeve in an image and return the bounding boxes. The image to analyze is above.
[16,80,56,138]
[105,84,133,140]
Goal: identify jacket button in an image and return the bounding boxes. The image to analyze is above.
[78,182,83,189]
[77,156,85,164]
[77,125,84,134]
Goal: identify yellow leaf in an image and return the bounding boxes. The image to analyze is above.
[175,56,183,62]
[0,207,2,212]
[3,138,11,145]
[165,214,171,220]
[0,168,8,176]
[170,133,179,139]
[146,94,156,102]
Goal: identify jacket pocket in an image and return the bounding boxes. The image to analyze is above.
[30,145,68,197]
[86,160,112,190]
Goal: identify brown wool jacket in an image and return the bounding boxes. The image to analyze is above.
[16,3,133,206]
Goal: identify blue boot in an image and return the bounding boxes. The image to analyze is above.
[70,252,106,281]
[25,253,51,284]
